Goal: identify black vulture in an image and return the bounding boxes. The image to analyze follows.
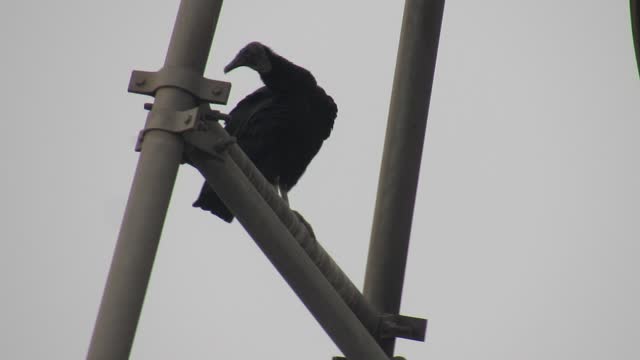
[193,42,337,222]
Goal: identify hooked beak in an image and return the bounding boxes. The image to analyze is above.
[224,53,246,73]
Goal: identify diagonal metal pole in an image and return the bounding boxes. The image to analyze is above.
[221,131,426,343]
[86,1,224,359]
[225,141,382,336]
[363,0,445,356]
[185,136,389,360]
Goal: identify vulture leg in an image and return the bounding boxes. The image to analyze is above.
[275,176,290,206]
[280,186,290,207]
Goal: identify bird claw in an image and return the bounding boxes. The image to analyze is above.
[204,110,231,123]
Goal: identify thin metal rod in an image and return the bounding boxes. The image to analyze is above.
[186,140,389,360]
[86,1,223,359]
[363,0,445,356]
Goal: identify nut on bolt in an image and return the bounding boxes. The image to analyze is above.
[211,86,222,96]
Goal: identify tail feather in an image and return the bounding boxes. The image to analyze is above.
[193,183,234,223]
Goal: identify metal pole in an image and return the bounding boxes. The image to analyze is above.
[186,141,389,360]
[224,144,381,335]
[631,0,640,76]
[87,1,223,359]
[363,0,445,356]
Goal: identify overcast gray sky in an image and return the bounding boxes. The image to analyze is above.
[1,1,639,359]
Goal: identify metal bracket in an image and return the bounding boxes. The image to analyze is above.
[135,103,230,152]
[181,110,236,161]
[333,313,426,360]
[379,314,427,342]
[128,67,231,104]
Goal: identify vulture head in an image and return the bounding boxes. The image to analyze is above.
[224,42,273,74]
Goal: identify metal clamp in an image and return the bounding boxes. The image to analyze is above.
[379,313,427,342]
[333,313,426,359]
[135,103,230,152]
[182,110,236,161]
[128,66,231,104]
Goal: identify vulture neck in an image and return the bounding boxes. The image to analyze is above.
[260,51,317,94]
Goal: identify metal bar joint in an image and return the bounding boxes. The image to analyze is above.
[128,67,231,104]
[379,313,427,342]
[182,110,236,160]
[135,104,230,152]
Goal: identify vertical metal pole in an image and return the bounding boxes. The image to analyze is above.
[363,0,445,356]
[631,0,640,76]
[86,1,223,359]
